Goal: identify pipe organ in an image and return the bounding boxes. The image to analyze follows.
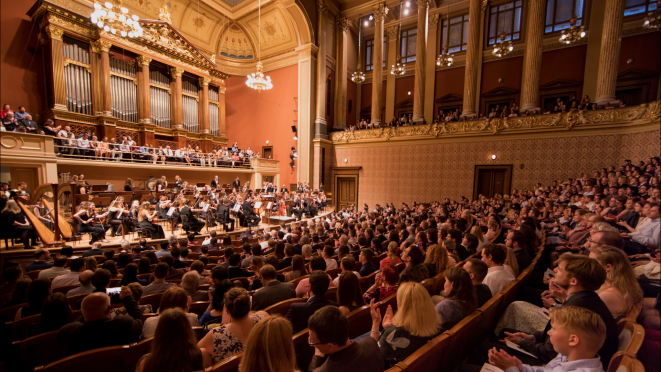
[209,86,220,137]
[182,76,200,133]
[63,38,92,115]
[109,58,138,123]
[149,67,172,129]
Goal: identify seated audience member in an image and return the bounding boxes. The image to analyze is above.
[26,249,54,272]
[623,203,659,255]
[110,283,152,319]
[227,253,253,279]
[16,278,51,319]
[485,306,607,372]
[506,231,533,271]
[81,242,104,258]
[436,267,478,331]
[276,244,295,270]
[359,248,378,276]
[284,254,309,281]
[3,278,31,309]
[369,282,441,368]
[286,270,338,333]
[308,305,384,372]
[66,270,94,297]
[119,263,147,286]
[136,309,212,372]
[31,292,76,336]
[332,256,361,287]
[398,244,430,284]
[155,256,185,281]
[295,256,328,297]
[448,229,470,260]
[336,271,367,315]
[198,287,269,363]
[251,264,296,311]
[380,241,402,270]
[58,287,144,355]
[320,245,338,270]
[38,255,70,280]
[424,243,453,278]
[240,316,298,372]
[364,264,400,302]
[52,258,85,287]
[587,246,643,319]
[482,244,516,296]
[463,258,493,307]
[142,263,174,296]
[1,265,23,296]
[199,282,231,327]
[182,271,208,302]
[141,286,198,339]
[632,250,660,298]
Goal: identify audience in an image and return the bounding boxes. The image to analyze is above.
[141,286,198,339]
[240,316,298,372]
[482,244,516,296]
[16,278,51,319]
[463,258,493,307]
[286,270,337,333]
[435,267,478,331]
[250,264,296,311]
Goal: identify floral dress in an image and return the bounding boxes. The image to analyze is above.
[211,312,267,363]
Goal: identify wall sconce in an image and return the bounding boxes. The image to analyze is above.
[408,91,411,95]
[344,158,348,163]
[266,140,269,144]
[491,154,497,160]
[627,58,634,64]
[498,78,503,82]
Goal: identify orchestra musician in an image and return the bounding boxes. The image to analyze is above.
[174,175,184,193]
[210,176,220,189]
[157,195,172,220]
[1,199,38,248]
[16,182,32,200]
[290,195,304,221]
[88,202,110,235]
[108,196,130,237]
[74,201,106,245]
[232,176,241,190]
[32,198,54,231]
[180,199,205,234]
[280,184,289,193]
[156,176,167,192]
[138,202,165,239]
[242,196,261,227]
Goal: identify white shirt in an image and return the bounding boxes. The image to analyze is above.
[332,271,360,287]
[141,312,198,339]
[630,217,660,246]
[38,266,71,280]
[324,258,338,270]
[483,265,515,296]
[51,271,82,287]
[77,138,90,148]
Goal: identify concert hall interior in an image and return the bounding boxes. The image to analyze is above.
[1,0,660,371]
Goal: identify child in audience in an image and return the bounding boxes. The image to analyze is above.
[487,306,606,372]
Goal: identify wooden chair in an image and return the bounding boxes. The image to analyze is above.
[394,332,451,372]
[606,353,645,372]
[52,285,81,295]
[289,275,309,286]
[431,273,446,297]
[9,313,41,341]
[137,273,152,280]
[67,294,90,310]
[324,287,338,302]
[11,330,66,372]
[477,293,503,339]
[208,352,243,372]
[197,284,211,291]
[325,268,341,279]
[443,311,483,371]
[33,344,132,372]
[1,303,26,322]
[127,337,153,368]
[378,293,399,314]
[277,266,293,274]
[263,298,306,317]
[91,255,105,263]
[500,280,521,312]
[189,301,209,318]
[616,320,645,357]
[192,326,206,341]
[25,270,42,280]
[359,270,379,287]
[139,293,164,312]
[346,305,371,340]
[419,278,435,296]
[232,277,250,289]
[292,328,314,372]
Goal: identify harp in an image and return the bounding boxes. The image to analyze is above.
[13,184,65,247]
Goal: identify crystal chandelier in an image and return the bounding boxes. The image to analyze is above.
[352,15,366,83]
[492,33,513,58]
[436,47,454,67]
[91,0,143,38]
[391,57,406,76]
[559,15,585,44]
[246,0,273,92]
[351,67,366,83]
[643,1,660,29]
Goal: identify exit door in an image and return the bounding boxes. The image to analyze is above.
[336,177,357,211]
[473,165,513,199]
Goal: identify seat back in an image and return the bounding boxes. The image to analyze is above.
[52,285,81,295]
[419,278,435,296]
[324,287,338,302]
[208,352,242,372]
[12,330,66,372]
[232,277,250,289]
[477,293,503,340]
[189,301,210,318]
[127,337,153,368]
[606,353,645,372]
[25,270,42,280]
[139,293,164,312]
[289,275,309,286]
[378,293,399,314]
[617,320,645,357]
[443,311,483,371]
[292,328,314,372]
[399,332,451,372]
[263,298,306,317]
[500,280,520,311]
[1,303,26,323]
[67,294,90,310]
[9,313,41,341]
[325,268,341,279]
[431,273,446,297]
[33,345,132,372]
[346,305,371,339]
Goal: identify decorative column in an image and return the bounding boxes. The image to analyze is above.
[39,26,66,111]
[297,44,317,185]
[520,0,545,112]
[314,0,328,139]
[334,17,349,129]
[424,14,440,123]
[355,80,362,125]
[371,2,388,126]
[170,67,184,128]
[199,77,211,134]
[385,25,399,122]
[595,0,625,106]
[412,0,429,124]
[461,0,481,117]
[218,82,227,138]
[97,40,113,116]
[135,55,152,123]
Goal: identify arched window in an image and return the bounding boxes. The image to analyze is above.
[544,0,586,34]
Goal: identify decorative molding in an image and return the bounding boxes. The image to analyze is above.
[170,67,185,77]
[429,14,441,30]
[317,0,328,16]
[199,77,212,86]
[622,26,660,37]
[43,26,64,42]
[542,37,588,52]
[436,59,466,71]
[372,2,389,21]
[417,0,430,9]
[135,56,152,66]
[481,0,488,16]
[386,25,399,40]
[331,102,661,144]
[483,48,524,62]
[326,55,336,70]
[337,16,350,32]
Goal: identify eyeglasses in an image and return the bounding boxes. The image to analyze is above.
[308,337,326,346]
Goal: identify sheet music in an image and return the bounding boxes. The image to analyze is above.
[166,207,176,216]
[266,202,272,209]
[479,364,504,372]
[203,204,210,212]
[233,204,241,212]
[254,202,262,209]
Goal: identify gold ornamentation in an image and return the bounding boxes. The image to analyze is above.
[386,25,399,40]
[481,0,489,16]
[170,67,185,77]
[92,40,112,52]
[159,4,172,23]
[135,56,152,66]
[417,0,430,9]
[47,15,97,39]
[429,14,441,30]
[337,16,350,32]
[199,77,212,86]
[43,26,64,42]
[141,25,194,59]
[372,2,389,21]
[210,54,216,64]
[317,0,328,16]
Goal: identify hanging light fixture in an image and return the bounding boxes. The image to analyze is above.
[559,15,586,44]
[351,15,366,83]
[437,6,454,67]
[91,0,143,38]
[246,0,273,92]
[391,0,406,76]
[492,33,513,58]
[643,1,660,29]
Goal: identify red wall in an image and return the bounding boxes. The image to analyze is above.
[347,79,357,126]
[361,83,372,113]
[540,45,587,100]
[394,76,415,105]
[1,1,45,119]
[618,33,660,103]
[225,64,298,188]
[435,67,466,98]
[480,56,524,115]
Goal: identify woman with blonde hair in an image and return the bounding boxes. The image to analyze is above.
[589,245,644,319]
[369,282,440,368]
[485,220,499,243]
[138,202,165,239]
[470,226,487,251]
[142,286,198,339]
[380,241,402,270]
[240,316,299,372]
[423,244,451,278]
[503,245,520,277]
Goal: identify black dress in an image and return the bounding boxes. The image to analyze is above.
[138,214,165,239]
[77,212,105,242]
[1,210,38,248]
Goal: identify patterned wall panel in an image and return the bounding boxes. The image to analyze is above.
[212,143,224,151]
[116,130,139,144]
[157,140,177,149]
[68,123,98,138]
[187,140,201,149]
[332,129,660,208]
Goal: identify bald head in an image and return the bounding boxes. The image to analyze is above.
[81,292,111,321]
[79,270,94,286]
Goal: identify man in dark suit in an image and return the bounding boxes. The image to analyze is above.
[26,249,53,272]
[277,245,295,270]
[290,196,304,221]
[448,229,470,261]
[180,199,205,233]
[82,242,105,257]
[251,265,295,311]
[216,200,235,231]
[232,177,241,190]
[210,176,220,189]
[227,254,253,279]
[58,288,144,355]
[280,185,288,193]
[358,248,377,277]
[19,114,38,133]
[242,197,260,226]
[286,270,337,333]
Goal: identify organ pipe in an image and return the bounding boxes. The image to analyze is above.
[63,41,92,115]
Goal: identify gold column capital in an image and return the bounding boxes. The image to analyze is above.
[91,40,112,53]
[170,67,185,77]
[219,86,227,94]
[416,0,430,9]
[337,16,350,32]
[386,25,399,40]
[199,77,212,86]
[429,13,441,30]
[372,2,389,21]
[136,56,152,66]
[317,0,328,16]
[481,0,489,16]
[42,26,64,43]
